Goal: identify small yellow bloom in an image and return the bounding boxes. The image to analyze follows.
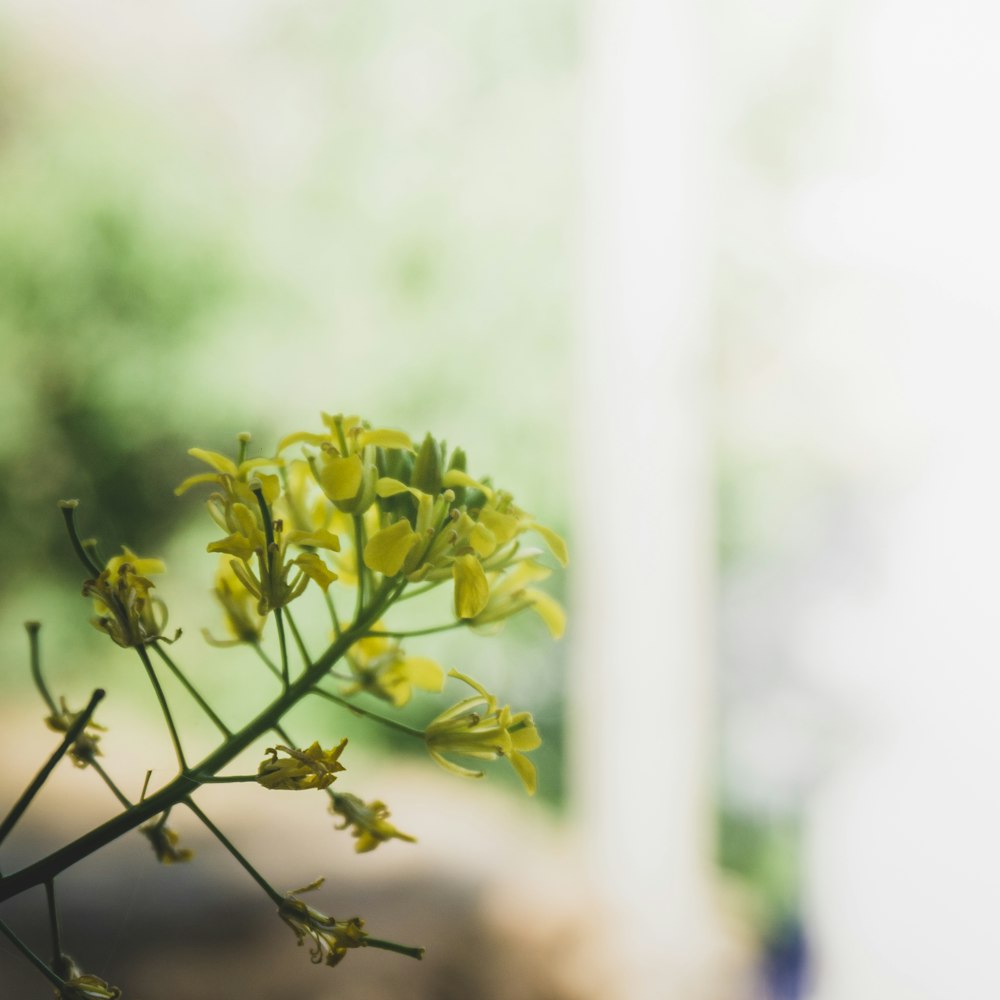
[424,671,542,794]
[45,696,106,768]
[342,631,444,707]
[257,740,348,791]
[83,547,167,648]
[140,822,193,864]
[278,879,368,967]
[202,557,267,647]
[331,792,416,853]
[471,559,566,638]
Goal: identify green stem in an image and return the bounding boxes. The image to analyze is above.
[0,917,66,990]
[315,691,425,739]
[274,608,291,690]
[185,798,283,906]
[353,515,368,622]
[393,580,444,603]
[0,580,400,904]
[284,609,312,666]
[0,689,105,847]
[89,759,133,810]
[365,937,425,960]
[365,621,466,639]
[135,645,187,772]
[58,500,103,577]
[194,774,259,784]
[44,879,61,967]
[153,642,232,737]
[25,622,58,717]
[324,589,342,638]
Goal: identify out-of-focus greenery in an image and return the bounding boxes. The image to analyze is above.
[0,3,574,802]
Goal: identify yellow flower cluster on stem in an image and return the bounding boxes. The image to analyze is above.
[3,412,566,995]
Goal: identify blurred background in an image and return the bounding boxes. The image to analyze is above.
[1,1,998,998]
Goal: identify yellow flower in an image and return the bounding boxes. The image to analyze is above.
[82,547,167,648]
[45,696,106,768]
[280,413,414,516]
[257,740,348,791]
[207,495,340,616]
[330,792,416,853]
[175,432,280,502]
[278,879,368,967]
[342,631,444,707]
[424,671,542,794]
[140,822,193,864]
[202,557,267,647]
[471,559,566,638]
[56,974,122,1000]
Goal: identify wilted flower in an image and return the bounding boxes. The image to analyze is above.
[83,547,167,648]
[330,793,416,853]
[140,821,193,864]
[45,696,106,768]
[278,879,368,967]
[257,740,348,791]
[56,973,122,999]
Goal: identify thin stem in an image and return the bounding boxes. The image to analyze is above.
[394,580,444,603]
[274,608,291,690]
[152,642,232,737]
[135,645,187,772]
[366,937,425,960]
[25,622,58,717]
[89,759,133,810]
[185,798,283,906]
[324,588,342,638]
[0,577,401,903]
[353,515,367,622]
[365,621,466,639]
[251,482,290,689]
[44,879,61,967]
[284,609,312,667]
[314,691,425,739]
[194,774,259,784]
[0,689,105,847]
[58,500,103,577]
[0,917,66,990]
[252,641,282,680]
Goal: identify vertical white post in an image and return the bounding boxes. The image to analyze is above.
[571,1,730,995]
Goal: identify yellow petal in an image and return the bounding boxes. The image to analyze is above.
[320,455,364,502]
[508,751,538,795]
[453,554,490,619]
[530,522,569,567]
[175,471,222,496]
[357,428,414,451]
[524,588,566,639]
[364,519,420,576]
[375,477,424,499]
[401,656,446,692]
[478,507,519,545]
[294,552,338,590]
[289,528,341,552]
[277,430,331,452]
[442,469,494,499]
[187,448,238,476]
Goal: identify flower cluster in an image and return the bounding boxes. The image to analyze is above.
[28,412,565,995]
